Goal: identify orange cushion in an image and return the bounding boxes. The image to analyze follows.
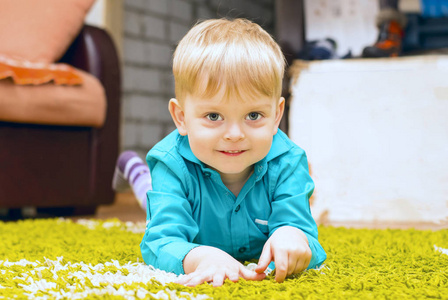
[0,0,95,63]
[0,55,83,85]
[0,69,106,127]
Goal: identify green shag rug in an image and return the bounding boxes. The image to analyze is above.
[0,219,447,299]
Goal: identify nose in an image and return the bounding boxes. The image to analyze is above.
[224,122,245,141]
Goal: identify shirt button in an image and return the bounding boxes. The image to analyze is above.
[204,172,211,177]
[238,247,247,253]
[234,205,240,212]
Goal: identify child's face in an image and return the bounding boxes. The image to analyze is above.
[169,88,284,182]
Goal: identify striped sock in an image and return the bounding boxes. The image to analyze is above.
[126,161,151,210]
[112,151,152,210]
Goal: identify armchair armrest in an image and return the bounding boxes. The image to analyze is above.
[59,25,121,120]
[59,25,122,205]
[0,25,121,212]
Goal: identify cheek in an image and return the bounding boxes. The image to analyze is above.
[261,138,273,154]
[188,125,219,141]
[257,131,274,152]
[187,125,221,153]
[246,128,273,151]
[247,125,275,140]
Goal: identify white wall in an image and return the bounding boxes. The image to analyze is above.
[289,56,448,227]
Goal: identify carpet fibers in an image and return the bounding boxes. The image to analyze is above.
[0,219,447,299]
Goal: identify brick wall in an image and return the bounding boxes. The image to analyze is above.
[122,0,275,157]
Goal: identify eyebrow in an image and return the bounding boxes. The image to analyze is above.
[250,104,272,111]
[194,103,273,111]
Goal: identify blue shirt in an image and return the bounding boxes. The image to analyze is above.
[140,129,326,275]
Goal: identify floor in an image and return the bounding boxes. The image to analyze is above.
[0,192,145,222]
[87,192,146,223]
[2,192,445,230]
[88,193,447,230]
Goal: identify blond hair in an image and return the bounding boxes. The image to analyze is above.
[173,18,285,102]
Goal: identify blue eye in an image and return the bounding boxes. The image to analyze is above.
[207,113,222,121]
[246,112,261,121]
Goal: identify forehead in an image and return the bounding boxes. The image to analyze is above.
[190,79,275,102]
[184,89,276,110]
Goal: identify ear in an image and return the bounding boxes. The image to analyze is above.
[168,98,187,136]
[273,97,285,135]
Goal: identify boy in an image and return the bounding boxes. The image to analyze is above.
[114,18,326,287]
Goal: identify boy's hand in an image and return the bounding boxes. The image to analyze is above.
[177,246,266,287]
[255,226,311,283]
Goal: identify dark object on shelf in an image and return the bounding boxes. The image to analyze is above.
[298,38,353,61]
[403,13,448,52]
[362,20,403,58]
[298,38,338,60]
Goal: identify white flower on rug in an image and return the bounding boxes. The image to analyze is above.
[434,245,448,256]
[1,257,208,300]
[75,218,147,234]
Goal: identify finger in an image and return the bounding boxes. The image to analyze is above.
[240,267,267,281]
[255,243,272,273]
[185,277,208,287]
[303,249,312,270]
[227,272,240,282]
[292,258,305,275]
[287,254,297,276]
[274,254,288,283]
[294,248,312,274]
[175,273,193,285]
[212,272,226,287]
[295,254,311,274]
[184,272,212,287]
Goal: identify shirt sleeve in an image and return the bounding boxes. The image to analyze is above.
[140,154,200,275]
[268,147,327,269]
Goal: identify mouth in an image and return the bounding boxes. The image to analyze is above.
[218,150,247,156]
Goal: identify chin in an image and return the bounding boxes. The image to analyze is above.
[214,164,252,175]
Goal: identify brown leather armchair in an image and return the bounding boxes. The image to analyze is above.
[0,25,121,218]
